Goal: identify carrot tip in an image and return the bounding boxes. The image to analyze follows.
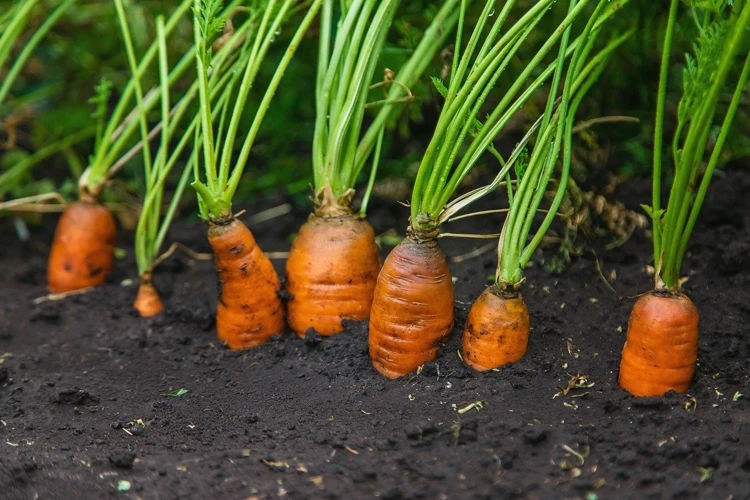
[134,281,164,317]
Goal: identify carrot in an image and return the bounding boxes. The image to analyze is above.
[368,233,454,379]
[207,218,284,350]
[618,291,699,397]
[618,0,750,396]
[286,213,381,336]
[133,272,164,317]
[47,200,117,293]
[461,287,529,371]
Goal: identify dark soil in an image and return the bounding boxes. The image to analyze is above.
[1,169,750,499]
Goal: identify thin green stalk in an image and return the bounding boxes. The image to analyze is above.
[87,0,196,188]
[0,1,39,72]
[660,1,750,288]
[224,0,323,203]
[674,49,750,274]
[651,0,679,273]
[114,0,154,188]
[359,128,385,216]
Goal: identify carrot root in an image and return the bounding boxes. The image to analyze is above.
[462,287,529,371]
[208,218,284,350]
[47,200,117,293]
[368,235,454,379]
[286,214,381,336]
[618,291,699,397]
[133,274,164,317]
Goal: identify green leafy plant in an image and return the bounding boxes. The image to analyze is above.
[619,0,750,398]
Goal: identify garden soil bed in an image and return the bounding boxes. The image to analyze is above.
[1,169,750,499]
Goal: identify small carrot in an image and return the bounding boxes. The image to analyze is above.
[286,213,381,336]
[618,291,699,397]
[368,233,454,379]
[133,272,164,317]
[208,218,284,350]
[47,200,117,293]
[462,287,529,371]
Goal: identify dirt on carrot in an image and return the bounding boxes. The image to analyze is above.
[208,218,284,350]
[285,214,381,337]
[47,200,117,293]
[462,287,530,371]
[368,233,454,379]
[618,290,700,396]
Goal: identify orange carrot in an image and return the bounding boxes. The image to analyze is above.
[133,273,164,317]
[618,291,699,397]
[286,214,381,336]
[207,218,284,350]
[368,233,454,379]
[462,287,529,371]
[47,200,117,293]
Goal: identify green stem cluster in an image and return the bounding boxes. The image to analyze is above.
[115,1,255,275]
[409,0,628,233]
[312,0,461,212]
[192,0,323,221]
[498,2,631,287]
[654,0,750,290]
[83,0,205,197]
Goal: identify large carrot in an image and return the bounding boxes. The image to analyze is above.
[462,287,529,371]
[369,233,454,379]
[618,291,698,396]
[47,200,117,293]
[618,0,750,396]
[208,219,284,349]
[286,211,380,336]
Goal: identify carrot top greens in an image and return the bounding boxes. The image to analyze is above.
[409,0,627,235]
[649,0,750,290]
[191,0,323,222]
[494,1,631,289]
[312,0,461,215]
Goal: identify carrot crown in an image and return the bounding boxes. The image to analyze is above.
[648,0,750,290]
[408,0,627,235]
[191,0,323,222]
[311,0,462,216]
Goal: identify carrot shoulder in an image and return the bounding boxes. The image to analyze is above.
[618,291,699,396]
[208,218,284,350]
[368,235,454,379]
[47,200,117,293]
[462,287,529,371]
[286,214,381,336]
